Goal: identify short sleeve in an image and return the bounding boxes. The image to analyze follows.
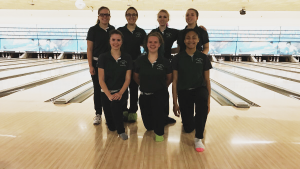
[164,59,172,74]
[201,29,209,45]
[86,27,95,42]
[176,30,183,46]
[177,30,186,52]
[140,29,147,46]
[203,55,212,71]
[127,55,133,70]
[173,29,180,42]
[97,54,105,68]
[172,55,179,70]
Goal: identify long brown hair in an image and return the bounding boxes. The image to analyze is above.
[96,6,110,25]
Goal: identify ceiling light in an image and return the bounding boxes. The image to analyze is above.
[75,0,86,9]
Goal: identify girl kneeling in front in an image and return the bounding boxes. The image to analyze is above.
[172,29,212,151]
[134,32,172,142]
[98,30,132,140]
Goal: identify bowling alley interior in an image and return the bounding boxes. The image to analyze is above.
[0,0,300,168]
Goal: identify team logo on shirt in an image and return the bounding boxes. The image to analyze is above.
[119,60,127,67]
[166,32,172,38]
[135,32,142,38]
[195,58,203,64]
[156,64,164,70]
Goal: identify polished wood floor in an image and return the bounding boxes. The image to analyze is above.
[1,60,300,169]
[1,95,300,169]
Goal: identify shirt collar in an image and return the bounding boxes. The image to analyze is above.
[98,24,112,32]
[156,27,169,34]
[125,24,137,33]
[109,51,122,61]
[184,25,198,30]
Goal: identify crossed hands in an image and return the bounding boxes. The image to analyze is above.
[107,92,122,101]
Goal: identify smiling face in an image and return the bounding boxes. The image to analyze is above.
[184,30,199,49]
[157,11,169,27]
[98,8,110,25]
[126,9,138,25]
[147,36,161,53]
[109,34,122,50]
[185,9,198,25]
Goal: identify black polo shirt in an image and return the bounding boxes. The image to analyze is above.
[134,54,172,93]
[86,24,115,58]
[177,25,209,53]
[150,27,179,60]
[172,50,212,91]
[97,51,132,91]
[117,25,146,60]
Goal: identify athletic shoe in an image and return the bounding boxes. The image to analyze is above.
[155,134,164,142]
[127,113,137,122]
[93,114,101,125]
[195,138,205,152]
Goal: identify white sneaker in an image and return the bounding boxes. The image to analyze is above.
[93,114,101,125]
[195,138,205,152]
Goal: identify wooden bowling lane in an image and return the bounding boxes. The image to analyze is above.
[223,61,300,81]
[212,62,300,95]
[1,70,91,102]
[0,59,74,71]
[0,98,300,168]
[263,62,300,69]
[0,60,85,79]
[0,58,53,66]
[210,66,300,107]
[0,63,88,91]
[239,62,300,73]
[1,64,300,168]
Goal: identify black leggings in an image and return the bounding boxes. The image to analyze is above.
[139,89,169,136]
[91,60,102,115]
[122,72,139,113]
[178,87,209,139]
[101,90,128,134]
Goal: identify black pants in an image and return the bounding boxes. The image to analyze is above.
[178,87,209,139]
[164,93,170,121]
[122,72,139,113]
[91,60,102,115]
[101,90,128,134]
[139,89,169,136]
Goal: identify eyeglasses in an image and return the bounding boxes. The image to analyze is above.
[99,13,110,17]
[158,16,167,19]
[126,13,138,17]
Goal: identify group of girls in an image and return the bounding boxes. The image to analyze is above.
[86,7,212,152]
